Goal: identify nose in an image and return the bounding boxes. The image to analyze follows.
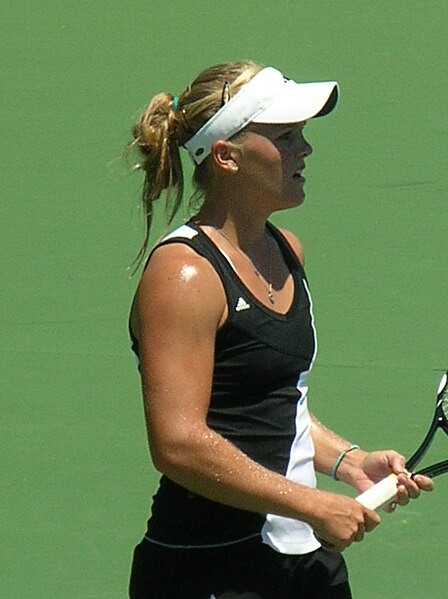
[292,129,312,158]
[300,135,312,157]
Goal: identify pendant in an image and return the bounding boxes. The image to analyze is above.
[268,284,275,304]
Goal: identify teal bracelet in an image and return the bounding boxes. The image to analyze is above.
[331,444,360,480]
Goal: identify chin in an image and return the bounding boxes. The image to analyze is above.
[271,189,305,212]
[274,197,305,213]
[288,192,306,208]
[281,183,306,208]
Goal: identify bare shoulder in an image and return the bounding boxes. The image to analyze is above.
[277,228,305,266]
[133,242,227,335]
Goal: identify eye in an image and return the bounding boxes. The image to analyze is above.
[277,128,293,141]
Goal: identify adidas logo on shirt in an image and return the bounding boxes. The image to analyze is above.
[235,297,251,312]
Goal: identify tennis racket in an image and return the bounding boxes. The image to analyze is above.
[356,370,448,511]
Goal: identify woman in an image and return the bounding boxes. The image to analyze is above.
[127,61,433,598]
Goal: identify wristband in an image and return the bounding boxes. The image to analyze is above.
[331,444,360,480]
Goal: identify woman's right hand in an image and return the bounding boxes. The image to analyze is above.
[308,491,381,552]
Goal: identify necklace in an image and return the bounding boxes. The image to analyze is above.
[214,227,276,304]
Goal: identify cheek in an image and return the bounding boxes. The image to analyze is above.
[243,136,281,164]
[251,148,283,179]
[239,137,284,186]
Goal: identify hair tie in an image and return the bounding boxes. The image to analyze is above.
[172,96,179,111]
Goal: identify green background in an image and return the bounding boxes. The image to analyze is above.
[2,1,447,597]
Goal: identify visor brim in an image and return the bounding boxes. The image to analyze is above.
[252,80,338,124]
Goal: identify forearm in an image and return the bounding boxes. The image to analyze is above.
[150,423,322,525]
[150,421,383,551]
[310,413,367,484]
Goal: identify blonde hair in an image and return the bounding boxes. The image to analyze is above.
[128,60,263,267]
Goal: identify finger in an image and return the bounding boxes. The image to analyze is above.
[394,483,410,506]
[363,508,381,532]
[353,525,365,543]
[316,536,343,553]
[315,535,335,550]
[397,474,421,500]
[383,501,397,514]
[388,452,407,473]
[322,540,350,553]
[412,474,435,492]
[315,532,354,553]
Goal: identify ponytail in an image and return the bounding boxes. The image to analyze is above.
[129,93,184,269]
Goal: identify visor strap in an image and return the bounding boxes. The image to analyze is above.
[184,67,286,165]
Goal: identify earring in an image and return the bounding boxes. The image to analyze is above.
[231,164,239,174]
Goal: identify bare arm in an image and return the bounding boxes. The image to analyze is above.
[310,412,434,507]
[132,243,379,550]
[277,229,433,503]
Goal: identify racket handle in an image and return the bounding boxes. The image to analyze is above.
[355,473,400,511]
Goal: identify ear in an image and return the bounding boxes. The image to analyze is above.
[210,140,238,174]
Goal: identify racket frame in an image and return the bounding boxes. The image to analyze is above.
[356,370,448,511]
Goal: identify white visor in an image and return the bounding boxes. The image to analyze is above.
[184,67,339,164]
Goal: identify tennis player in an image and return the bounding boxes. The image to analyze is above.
[127,61,433,598]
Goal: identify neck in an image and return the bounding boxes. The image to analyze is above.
[195,207,278,306]
[195,199,270,252]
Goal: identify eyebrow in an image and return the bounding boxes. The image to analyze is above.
[248,122,306,136]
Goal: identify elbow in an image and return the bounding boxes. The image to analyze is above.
[147,428,207,476]
[150,445,176,474]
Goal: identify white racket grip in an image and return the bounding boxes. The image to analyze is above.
[355,474,399,511]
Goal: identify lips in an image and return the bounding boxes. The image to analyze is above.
[293,163,305,177]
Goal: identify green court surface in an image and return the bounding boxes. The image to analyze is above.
[1,2,447,597]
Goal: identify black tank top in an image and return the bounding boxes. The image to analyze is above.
[130,221,317,548]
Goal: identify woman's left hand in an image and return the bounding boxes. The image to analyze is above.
[352,450,434,511]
